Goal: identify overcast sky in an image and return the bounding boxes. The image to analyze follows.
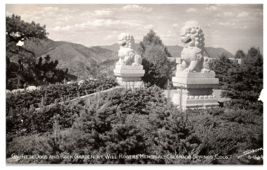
[6,4,263,54]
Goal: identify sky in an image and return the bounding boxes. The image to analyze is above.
[6,4,263,54]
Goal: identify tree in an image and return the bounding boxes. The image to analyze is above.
[139,30,175,88]
[235,50,246,59]
[6,14,68,89]
[6,14,48,62]
[30,56,67,85]
[6,14,48,89]
[222,47,263,113]
[211,53,240,88]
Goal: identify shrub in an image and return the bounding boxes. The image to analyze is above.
[222,47,263,113]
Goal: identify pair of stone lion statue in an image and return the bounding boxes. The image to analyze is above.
[116,24,212,73]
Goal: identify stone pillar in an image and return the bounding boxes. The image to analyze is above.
[114,65,145,88]
[172,68,219,110]
[113,33,145,88]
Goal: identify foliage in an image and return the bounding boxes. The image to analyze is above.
[6,77,117,112]
[6,14,69,90]
[6,86,263,165]
[7,86,198,164]
[235,50,246,59]
[6,100,78,137]
[185,108,263,164]
[221,47,263,113]
[6,14,48,59]
[139,30,175,88]
[211,53,240,88]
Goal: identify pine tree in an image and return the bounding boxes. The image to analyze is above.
[211,54,240,88]
[235,50,246,59]
[139,30,174,88]
[222,47,263,113]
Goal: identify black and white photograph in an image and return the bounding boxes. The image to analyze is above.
[5,3,263,165]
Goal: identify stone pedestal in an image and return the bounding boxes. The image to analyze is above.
[114,65,145,88]
[172,71,219,110]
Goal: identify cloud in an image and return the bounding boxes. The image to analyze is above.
[80,8,114,17]
[6,11,12,16]
[238,12,249,18]
[53,25,75,31]
[86,19,122,27]
[184,20,199,26]
[161,31,177,39]
[219,22,234,26]
[206,6,218,11]
[93,9,113,16]
[144,24,154,29]
[42,6,59,11]
[61,25,72,30]
[56,14,73,21]
[223,12,234,16]
[215,12,235,17]
[234,25,248,29]
[104,35,116,40]
[256,11,263,17]
[186,8,197,13]
[52,26,62,31]
[52,19,141,32]
[172,23,179,28]
[218,21,247,29]
[122,5,152,12]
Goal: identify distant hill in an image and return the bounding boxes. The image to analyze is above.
[20,38,118,79]
[100,43,234,59]
[165,45,183,58]
[205,47,234,58]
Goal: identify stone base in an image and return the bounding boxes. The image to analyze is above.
[172,91,219,111]
[172,71,219,88]
[114,65,145,77]
[114,64,145,88]
[172,71,219,111]
[117,78,144,88]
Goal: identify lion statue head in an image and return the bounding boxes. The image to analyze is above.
[118,33,135,50]
[180,24,205,49]
[116,33,141,66]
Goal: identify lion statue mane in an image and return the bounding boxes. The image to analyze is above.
[178,23,211,72]
[116,33,142,66]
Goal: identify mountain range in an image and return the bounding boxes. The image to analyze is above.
[14,38,234,79]
[100,43,234,59]
[20,38,118,79]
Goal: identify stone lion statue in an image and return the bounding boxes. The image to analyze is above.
[116,33,142,66]
[177,23,209,72]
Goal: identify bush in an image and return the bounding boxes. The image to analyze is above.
[222,47,263,113]
[185,108,263,164]
[6,86,263,165]
[211,54,240,89]
[6,77,117,112]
